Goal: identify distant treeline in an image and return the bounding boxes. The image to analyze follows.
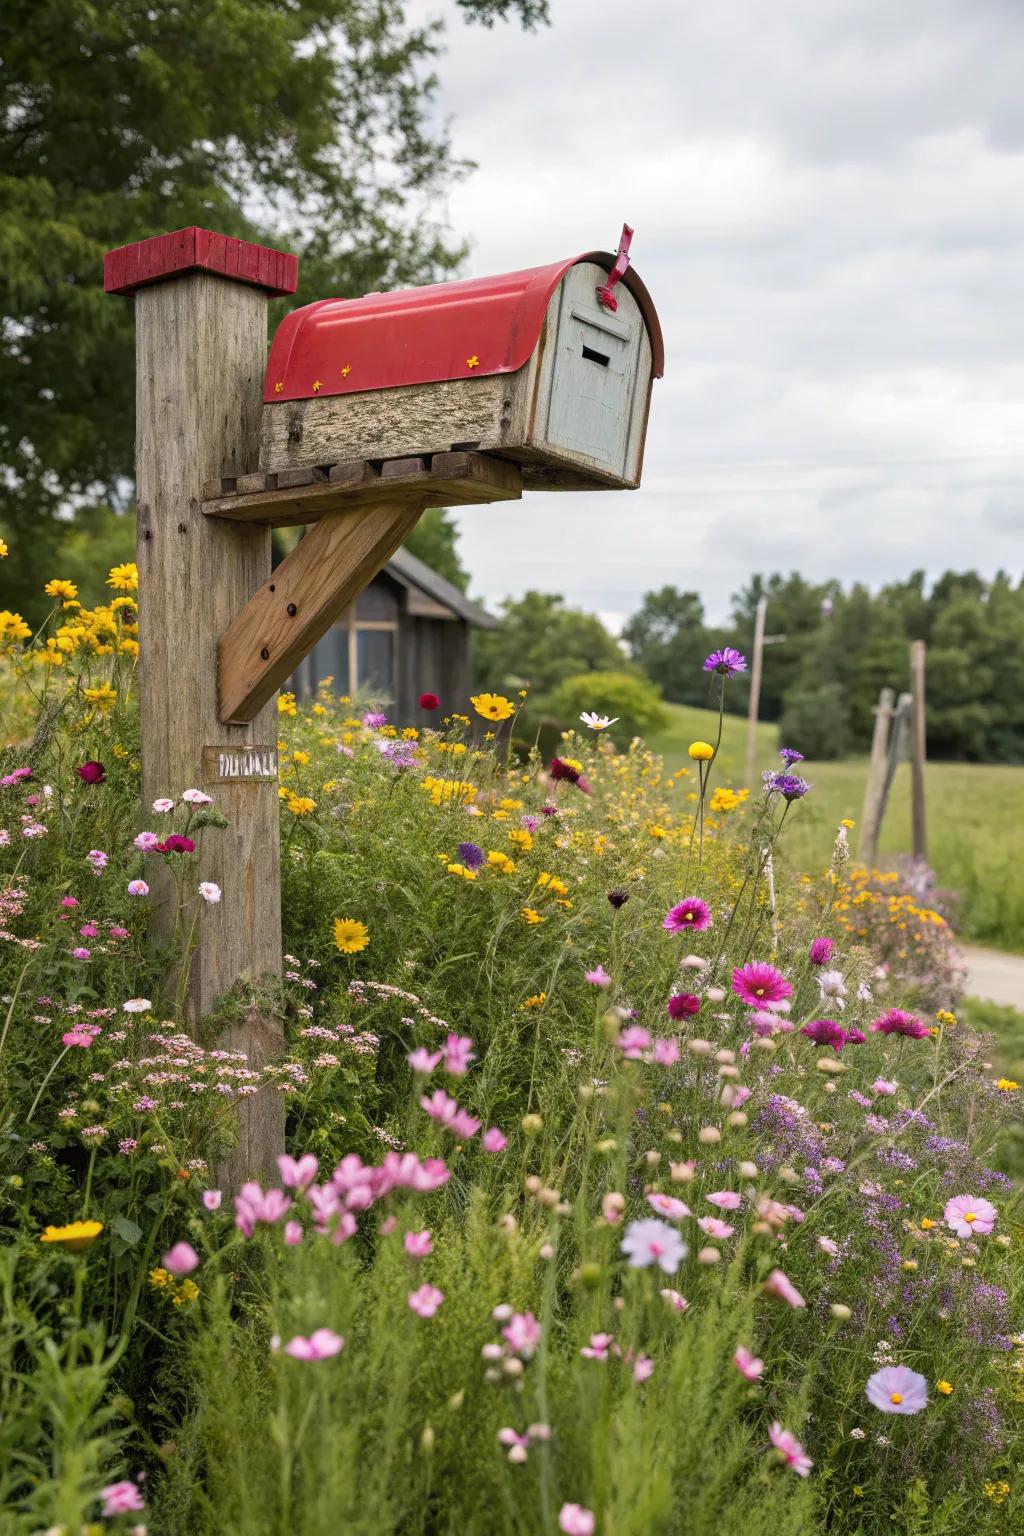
[622,570,1024,762]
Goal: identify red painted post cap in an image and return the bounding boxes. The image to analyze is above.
[104,227,298,298]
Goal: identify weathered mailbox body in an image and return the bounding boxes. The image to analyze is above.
[262,253,664,491]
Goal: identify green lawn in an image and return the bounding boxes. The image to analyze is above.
[647,703,1024,952]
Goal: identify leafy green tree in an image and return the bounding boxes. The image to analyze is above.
[401,509,470,592]
[545,669,668,747]
[621,586,710,704]
[473,591,627,695]
[0,0,547,615]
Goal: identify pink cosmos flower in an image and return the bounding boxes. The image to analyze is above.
[707,1190,741,1210]
[63,1028,96,1048]
[404,1229,433,1258]
[101,1481,145,1516]
[408,1047,443,1074]
[283,1328,343,1360]
[763,1269,805,1308]
[482,1126,508,1153]
[633,1355,655,1383]
[768,1423,813,1476]
[652,1036,680,1065]
[585,964,612,987]
[865,1364,928,1414]
[278,1153,318,1190]
[617,1025,651,1059]
[502,1311,542,1357]
[660,1288,688,1311]
[202,1189,222,1211]
[284,1221,303,1246]
[127,880,149,896]
[698,1217,735,1240]
[449,1109,481,1140]
[408,1283,444,1318]
[559,1505,595,1536]
[734,1345,764,1380]
[944,1194,997,1238]
[162,1241,199,1276]
[732,962,793,1008]
[72,947,91,960]
[621,1217,687,1274]
[581,1331,615,1360]
[871,1008,929,1039]
[134,831,160,851]
[872,1078,898,1096]
[647,1192,690,1221]
[234,1181,292,1236]
[663,898,711,933]
[442,1033,476,1076]
[420,1089,458,1125]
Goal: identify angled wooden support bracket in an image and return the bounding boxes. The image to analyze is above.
[218,498,427,725]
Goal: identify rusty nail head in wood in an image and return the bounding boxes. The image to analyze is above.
[286,602,297,616]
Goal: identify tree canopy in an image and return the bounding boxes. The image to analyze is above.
[0,0,547,613]
[473,591,627,695]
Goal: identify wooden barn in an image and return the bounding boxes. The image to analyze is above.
[288,546,496,720]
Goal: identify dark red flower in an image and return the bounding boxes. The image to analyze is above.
[607,889,630,909]
[550,757,581,783]
[76,761,105,785]
[158,834,196,854]
[667,992,701,1021]
[419,692,440,711]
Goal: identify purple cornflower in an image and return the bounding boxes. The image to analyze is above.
[872,1008,930,1040]
[763,771,810,801]
[456,842,485,871]
[377,739,418,770]
[808,937,834,965]
[362,711,388,728]
[703,647,746,677]
[779,747,804,766]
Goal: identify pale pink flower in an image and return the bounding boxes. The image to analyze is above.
[283,1328,343,1360]
[698,1217,735,1240]
[768,1423,813,1476]
[601,1191,625,1223]
[872,1078,898,1096]
[585,964,612,988]
[502,1311,542,1357]
[660,1288,688,1311]
[734,1345,764,1380]
[134,831,160,851]
[72,947,91,960]
[202,1189,222,1211]
[278,1153,318,1190]
[621,1217,686,1274]
[442,1033,476,1076]
[633,1355,655,1383]
[865,1364,928,1415]
[408,1283,445,1318]
[559,1505,595,1536]
[617,1025,651,1059]
[198,881,221,904]
[101,1481,145,1516]
[482,1126,508,1153]
[123,998,151,1013]
[448,1108,482,1140]
[944,1194,997,1238]
[284,1220,303,1246]
[707,1190,741,1210]
[647,1192,690,1221]
[404,1229,433,1258]
[379,1216,398,1236]
[162,1241,199,1276]
[408,1047,443,1074]
[152,797,175,813]
[127,880,149,896]
[763,1269,805,1308]
[420,1088,458,1125]
[652,1036,680,1065]
[86,850,108,870]
[181,788,213,805]
[817,1236,839,1257]
[580,1331,614,1361]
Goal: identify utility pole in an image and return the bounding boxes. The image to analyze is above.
[910,640,927,860]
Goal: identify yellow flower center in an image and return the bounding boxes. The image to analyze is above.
[889,1392,903,1405]
[964,1212,976,1223]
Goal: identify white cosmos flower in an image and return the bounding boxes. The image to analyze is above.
[199,882,222,904]
[580,712,619,731]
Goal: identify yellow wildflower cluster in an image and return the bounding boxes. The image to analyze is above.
[709,786,749,814]
[421,776,477,807]
[833,866,946,951]
[149,1267,200,1306]
[446,863,478,881]
[488,850,516,874]
[39,1220,103,1251]
[983,1482,1010,1505]
[521,992,546,1009]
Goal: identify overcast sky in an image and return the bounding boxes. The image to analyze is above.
[405,0,1024,629]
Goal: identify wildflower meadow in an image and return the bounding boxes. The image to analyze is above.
[1,560,1022,1535]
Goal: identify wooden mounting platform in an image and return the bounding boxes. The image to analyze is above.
[203,450,522,528]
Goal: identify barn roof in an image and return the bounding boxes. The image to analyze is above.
[385,548,498,629]
[263,251,664,405]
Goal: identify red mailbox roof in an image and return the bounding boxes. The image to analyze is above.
[264,251,664,404]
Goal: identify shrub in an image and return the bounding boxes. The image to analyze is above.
[777,682,851,760]
[543,669,668,747]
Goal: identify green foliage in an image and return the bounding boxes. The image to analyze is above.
[621,586,712,706]
[473,591,627,695]
[401,508,471,592]
[777,681,851,761]
[544,669,669,747]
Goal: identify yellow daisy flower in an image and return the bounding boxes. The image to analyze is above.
[333,917,370,954]
[40,1219,103,1251]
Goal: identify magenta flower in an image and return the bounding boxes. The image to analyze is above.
[62,1028,97,1048]
[944,1194,998,1237]
[800,1018,853,1051]
[732,961,793,1008]
[763,1268,805,1308]
[284,1221,303,1246]
[585,964,612,987]
[482,1126,508,1153]
[408,1283,444,1318]
[404,1229,433,1258]
[60,896,79,908]
[734,1345,764,1381]
[502,1310,542,1357]
[667,991,701,1020]
[871,1008,929,1039]
[442,1033,476,1076]
[162,1241,199,1276]
[559,1506,595,1536]
[100,1481,145,1516]
[278,1153,318,1190]
[703,647,747,677]
[808,937,834,965]
[872,1078,898,1096]
[76,760,105,784]
[662,898,711,933]
[283,1328,344,1360]
[617,1025,651,1059]
[768,1423,812,1476]
[647,1192,690,1221]
[87,850,108,870]
[159,834,195,854]
[71,947,91,961]
[621,1217,687,1274]
[408,1047,442,1074]
[581,1331,615,1361]
[865,1365,928,1415]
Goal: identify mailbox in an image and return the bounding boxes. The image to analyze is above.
[261,236,664,491]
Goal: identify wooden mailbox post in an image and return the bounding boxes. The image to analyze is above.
[105,223,663,1181]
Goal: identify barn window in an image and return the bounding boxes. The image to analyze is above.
[302,597,397,701]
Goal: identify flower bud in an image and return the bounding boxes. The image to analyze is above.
[687,1038,712,1056]
[697,1246,721,1265]
[715,1048,736,1065]
[727,1111,748,1128]
[448,1390,465,1410]
[577,1262,603,1289]
[706,986,726,1003]
[698,1125,721,1145]
[539,1243,555,1260]
[421,1424,435,1454]
[524,1175,542,1194]
[503,1356,524,1377]
[507,1442,527,1463]
[830,1303,852,1321]
[645,1150,661,1167]
[521,1114,543,1135]
[738,1161,759,1178]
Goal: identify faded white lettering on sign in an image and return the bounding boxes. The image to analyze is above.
[202,745,279,783]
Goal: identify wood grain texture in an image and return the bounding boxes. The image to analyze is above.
[218,499,426,724]
[134,272,283,1183]
[203,451,523,528]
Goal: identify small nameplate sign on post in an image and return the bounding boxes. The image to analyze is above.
[202,745,279,783]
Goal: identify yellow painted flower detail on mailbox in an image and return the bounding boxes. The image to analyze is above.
[274,380,283,393]
[466,355,480,368]
[312,379,323,392]
[341,365,352,377]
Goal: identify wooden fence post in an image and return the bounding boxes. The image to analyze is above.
[105,229,299,1185]
[910,639,927,861]
[858,687,894,865]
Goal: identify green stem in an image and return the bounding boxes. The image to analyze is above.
[26,1044,71,1125]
